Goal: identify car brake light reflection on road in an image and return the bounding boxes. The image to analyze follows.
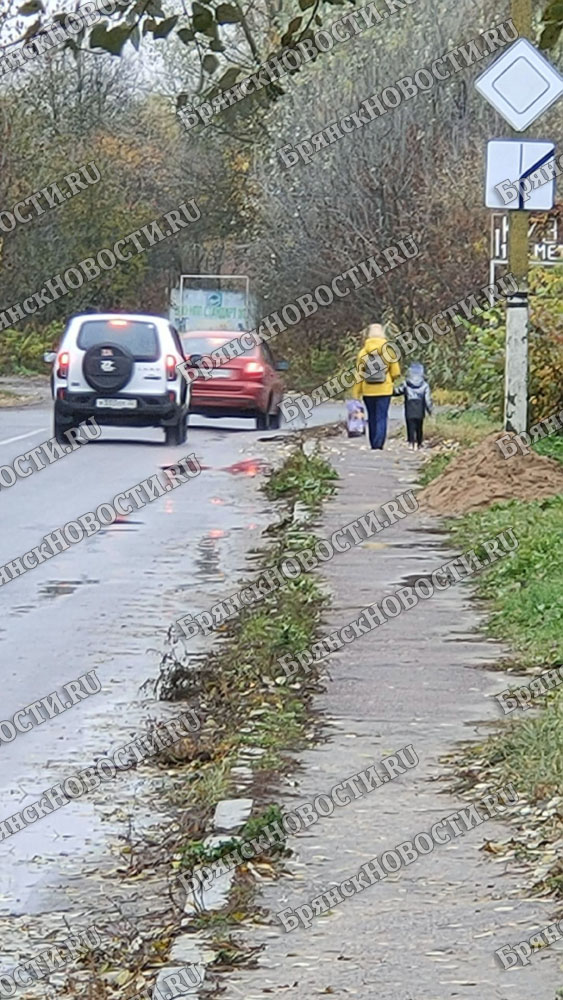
[222,459,266,476]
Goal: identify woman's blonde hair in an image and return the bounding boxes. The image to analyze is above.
[361,322,386,341]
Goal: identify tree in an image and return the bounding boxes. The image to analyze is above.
[5,0,358,123]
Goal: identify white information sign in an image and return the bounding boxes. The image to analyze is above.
[485,138,556,210]
[489,214,562,284]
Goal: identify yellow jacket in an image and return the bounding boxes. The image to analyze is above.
[352,334,401,398]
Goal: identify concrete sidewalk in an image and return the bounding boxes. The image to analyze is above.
[222,437,562,1000]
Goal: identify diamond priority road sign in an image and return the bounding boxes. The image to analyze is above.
[475,38,563,131]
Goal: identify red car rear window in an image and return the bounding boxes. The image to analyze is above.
[181,335,258,359]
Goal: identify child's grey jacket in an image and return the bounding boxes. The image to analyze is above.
[393,364,432,420]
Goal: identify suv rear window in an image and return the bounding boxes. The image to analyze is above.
[77,320,159,361]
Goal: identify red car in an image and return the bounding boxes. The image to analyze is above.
[181,330,288,429]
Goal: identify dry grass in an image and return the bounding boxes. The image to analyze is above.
[0,390,30,407]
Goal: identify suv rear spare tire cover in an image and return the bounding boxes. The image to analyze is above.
[82,343,134,393]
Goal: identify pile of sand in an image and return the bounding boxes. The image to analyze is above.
[419,432,563,515]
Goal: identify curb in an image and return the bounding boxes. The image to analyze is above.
[153,789,255,998]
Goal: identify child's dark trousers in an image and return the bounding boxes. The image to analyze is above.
[406,416,424,446]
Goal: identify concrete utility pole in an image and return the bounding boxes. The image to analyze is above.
[505,0,532,433]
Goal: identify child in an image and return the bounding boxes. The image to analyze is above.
[393,362,432,449]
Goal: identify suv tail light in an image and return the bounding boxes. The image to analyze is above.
[57,351,69,378]
[244,361,264,376]
[166,355,177,381]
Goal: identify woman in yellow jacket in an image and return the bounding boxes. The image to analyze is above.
[352,323,401,450]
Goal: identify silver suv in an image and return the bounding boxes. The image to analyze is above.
[45,313,189,445]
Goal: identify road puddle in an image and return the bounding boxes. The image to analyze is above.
[221,458,269,476]
[194,535,225,582]
[100,517,144,531]
[39,579,100,599]
[446,634,495,644]
[398,572,436,588]
[406,526,446,537]
[160,461,208,474]
[156,458,267,479]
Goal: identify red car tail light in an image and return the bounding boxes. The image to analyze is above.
[57,351,69,378]
[244,361,264,376]
[166,354,177,381]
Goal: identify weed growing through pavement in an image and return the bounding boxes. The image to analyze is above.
[264,447,338,507]
[179,805,287,886]
[238,804,286,853]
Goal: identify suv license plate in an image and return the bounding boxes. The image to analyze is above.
[96,398,138,409]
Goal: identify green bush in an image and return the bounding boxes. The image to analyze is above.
[279,339,341,394]
[280,330,361,396]
[0,322,63,375]
[411,267,563,424]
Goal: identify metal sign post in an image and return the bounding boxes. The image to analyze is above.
[508,5,532,432]
[475,0,563,433]
[506,6,534,432]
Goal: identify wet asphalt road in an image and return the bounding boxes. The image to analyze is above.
[0,399,354,921]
